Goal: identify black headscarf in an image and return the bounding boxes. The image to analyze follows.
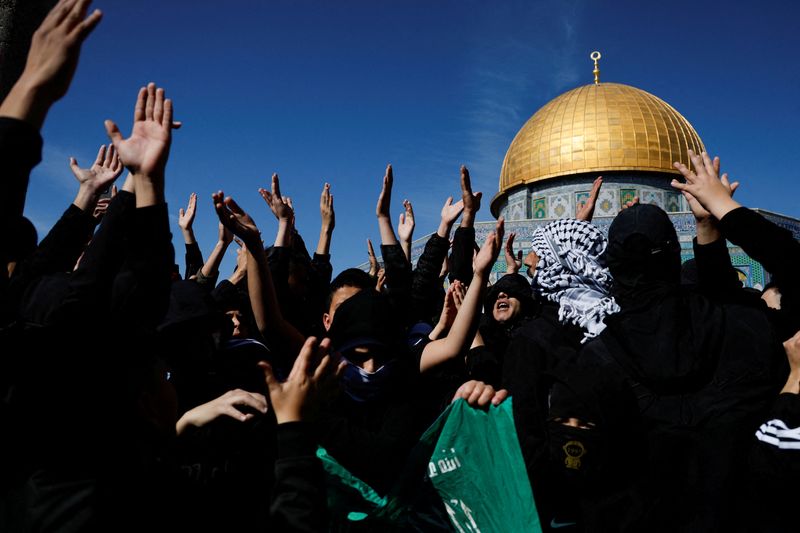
[484,273,536,317]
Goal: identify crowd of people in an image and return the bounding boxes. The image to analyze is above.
[2,1,799,531]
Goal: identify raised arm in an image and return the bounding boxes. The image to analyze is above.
[70,143,123,213]
[375,164,399,246]
[575,176,603,222]
[316,183,335,256]
[459,165,482,229]
[0,0,102,129]
[105,82,181,208]
[213,191,305,354]
[420,219,504,372]
[366,239,379,278]
[259,173,294,248]
[178,192,198,245]
[504,232,522,274]
[198,221,233,282]
[397,199,415,262]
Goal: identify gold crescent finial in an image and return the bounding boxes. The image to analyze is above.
[590,51,601,84]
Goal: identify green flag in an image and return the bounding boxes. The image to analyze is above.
[318,398,542,532]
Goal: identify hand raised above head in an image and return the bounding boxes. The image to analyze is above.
[105,83,180,182]
[672,150,740,220]
[398,199,415,242]
[460,166,482,214]
[440,196,464,227]
[213,190,261,249]
[259,173,294,222]
[178,192,198,231]
[504,232,522,274]
[474,218,504,276]
[576,176,603,222]
[320,182,335,230]
[70,143,123,195]
[376,164,393,218]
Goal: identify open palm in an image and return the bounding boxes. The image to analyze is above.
[105,83,178,178]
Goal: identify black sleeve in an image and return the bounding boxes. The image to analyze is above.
[719,207,800,304]
[410,233,449,324]
[381,243,413,324]
[184,241,203,280]
[311,253,333,287]
[268,246,292,305]
[269,422,327,533]
[110,203,174,332]
[0,117,43,228]
[448,226,475,284]
[9,204,96,298]
[466,345,502,388]
[692,237,742,302]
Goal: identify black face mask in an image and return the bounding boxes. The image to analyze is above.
[547,422,607,493]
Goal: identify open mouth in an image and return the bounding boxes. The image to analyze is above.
[496,301,510,310]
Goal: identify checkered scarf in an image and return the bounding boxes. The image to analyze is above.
[530,219,620,343]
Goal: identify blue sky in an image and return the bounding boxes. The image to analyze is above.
[23,0,800,276]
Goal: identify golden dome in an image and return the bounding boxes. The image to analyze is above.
[497,82,705,195]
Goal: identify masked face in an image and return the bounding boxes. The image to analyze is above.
[337,345,397,402]
[547,419,606,494]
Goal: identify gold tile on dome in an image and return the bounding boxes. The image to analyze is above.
[497,82,704,192]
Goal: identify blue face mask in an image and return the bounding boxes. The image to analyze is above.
[341,359,397,403]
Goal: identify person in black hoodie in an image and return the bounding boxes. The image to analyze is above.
[579,197,785,531]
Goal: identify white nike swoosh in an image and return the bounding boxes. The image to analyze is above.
[550,518,577,529]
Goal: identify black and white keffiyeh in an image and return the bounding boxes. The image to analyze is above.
[530,219,619,343]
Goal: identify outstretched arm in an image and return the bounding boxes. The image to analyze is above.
[376,164,399,246]
[504,232,521,274]
[420,219,504,372]
[199,221,233,280]
[213,191,305,354]
[0,0,102,129]
[259,173,294,248]
[70,144,123,214]
[575,176,603,222]
[105,82,181,207]
[397,199,415,262]
[316,183,335,256]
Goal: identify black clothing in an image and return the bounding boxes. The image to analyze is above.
[448,226,474,284]
[183,241,203,280]
[410,232,449,324]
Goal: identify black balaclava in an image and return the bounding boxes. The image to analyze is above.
[604,204,681,307]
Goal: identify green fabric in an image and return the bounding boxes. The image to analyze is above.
[430,399,542,532]
[319,398,541,532]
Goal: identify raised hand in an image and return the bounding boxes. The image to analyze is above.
[576,176,603,222]
[673,153,739,221]
[178,192,198,232]
[0,0,102,127]
[229,241,248,285]
[504,232,522,274]
[376,164,393,219]
[375,268,386,292]
[460,166,482,227]
[398,200,415,242]
[105,82,180,186]
[176,389,268,435]
[258,173,294,223]
[218,221,233,246]
[451,279,466,311]
[320,182,335,231]
[671,150,741,220]
[474,218,504,276]
[367,238,378,277]
[398,199,415,261]
[70,144,123,212]
[437,195,465,239]
[213,190,261,249]
[258,337,344,424]
[452,380,509,408]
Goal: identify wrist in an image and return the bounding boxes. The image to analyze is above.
[461,212,475,228]
[708,196,741,221]
[782,370,800,395]
[437,220,452,239]
[320,223,334,234]
[73,185,98,213]
[181,228,195,244]
[274,408,302,424]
